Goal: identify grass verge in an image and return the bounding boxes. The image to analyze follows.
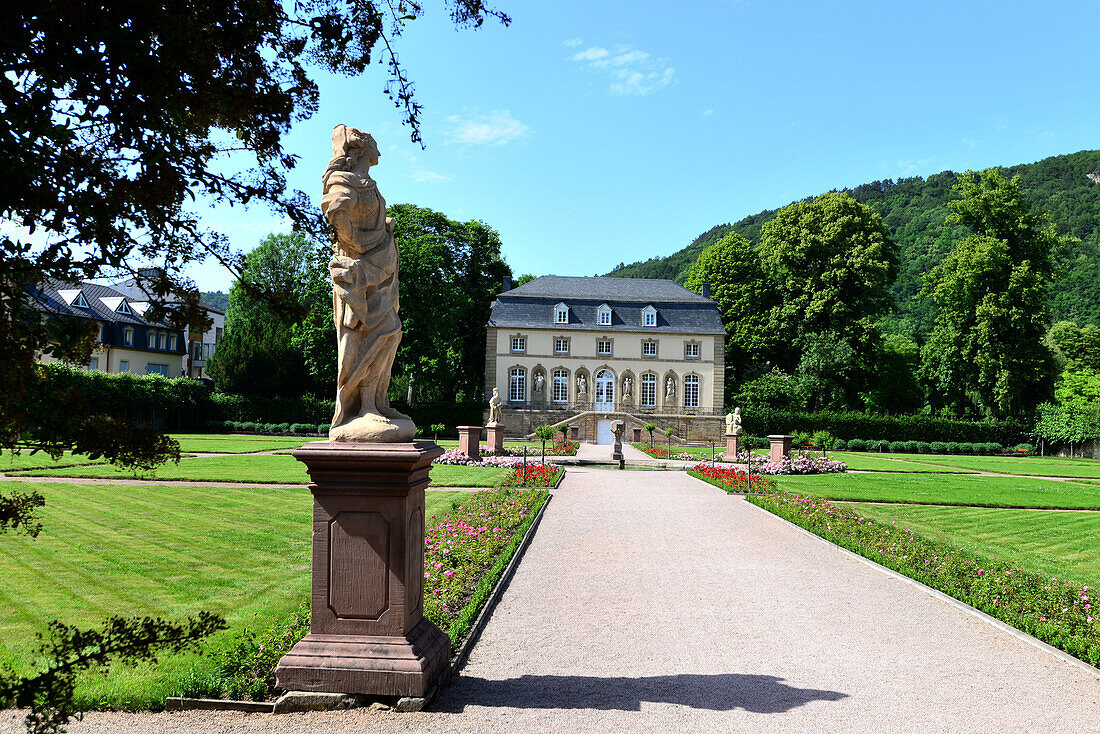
[742,483,1100,667]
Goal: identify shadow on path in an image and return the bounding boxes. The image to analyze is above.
[436,673,848,713]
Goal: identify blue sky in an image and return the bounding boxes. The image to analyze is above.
[190,0,1100,291]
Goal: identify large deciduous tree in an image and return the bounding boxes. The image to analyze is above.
[757,192,899,409]
[920,169,1070,418]
[684,232,777,386]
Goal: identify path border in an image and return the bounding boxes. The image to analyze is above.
[449,491,553,676]
[722,484,1100,680]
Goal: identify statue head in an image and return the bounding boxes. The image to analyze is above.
[326,124,380,181]
[492,387,499,397]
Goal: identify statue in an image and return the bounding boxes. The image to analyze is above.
[577,374,588,397]
[487,387,503,425]
[533,372,545,394]
[665,376,676,400]
[622,376,632,398]
[726,407,744,436]
[322,124,414,442]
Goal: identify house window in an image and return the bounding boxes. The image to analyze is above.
[685,342,700,359]
[554,337,569,354]
[168,334,177,351]
[642,341,657,357]
[640,373,656,407]
[119,360,129,372]
[509,367,526,402]
[147,331,156,349]
[156,332,165,350]
[95,323,103,342]
[598,304,612,325]
[115,300,132,315]
[684,374,700,408]
[554,304,569,324]
[552,369,569,403]
[146,363,169,376]
[123,327,133,346]
[597,340,612,356]
[510,336,526,352]
[73,292,89,308]
[88,357,98,371]
[643,306,657,327]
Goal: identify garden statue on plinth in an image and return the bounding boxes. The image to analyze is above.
[487,387,504,425]
[577,374,588,400]
[622,376,632,399]
[275,125,448,704]
[485,387,505,454]
[725,406,744,458]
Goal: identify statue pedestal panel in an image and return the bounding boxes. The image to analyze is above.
[457,426,482,459]
[768,434,794,463]
[725,433,741,458]
[275,441,449,698]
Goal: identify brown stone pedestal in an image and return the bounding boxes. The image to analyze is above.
[274,441,449,698]
[725,433,741,458]
[484,424,505,454]
[768,434,794,463]
[457,426,482,459]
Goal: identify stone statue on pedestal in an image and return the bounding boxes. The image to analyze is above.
[665,376,676,400]
[622,376,633,398]
[577,374,588,398]
[727,406,744,436]
[488,387,503,425]
[322,124,413,442]
[533,371,545,395]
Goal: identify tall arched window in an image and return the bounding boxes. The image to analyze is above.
[640,373,657,407]
[683,374,700,408]
[509,367,526,402]
[552,369,569,403]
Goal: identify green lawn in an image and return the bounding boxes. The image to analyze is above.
[0,450,106,472]
[885,454,1100,479]
[20,453,516,488]
[0,481,465,708]
[776,472,1100,509]
[169,434,314,454]
[837,452,976,473]
[841,502,1100,590]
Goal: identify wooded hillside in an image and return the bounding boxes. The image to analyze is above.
[608,150,1100,330]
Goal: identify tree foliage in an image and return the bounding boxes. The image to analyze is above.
[920,169,1070,418]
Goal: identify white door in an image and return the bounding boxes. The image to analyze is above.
[596,420,614,445]
[594,369,615,411]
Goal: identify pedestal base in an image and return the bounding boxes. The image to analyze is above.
[275,619,449,697]
[725,433,741,458]
[485,424,505,454]
[768,434,794,463]
[457,426,482,459]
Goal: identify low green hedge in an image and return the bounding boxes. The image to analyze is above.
[837,439,1004,455]
[746,485,1100,666]
[742,408,1027,446]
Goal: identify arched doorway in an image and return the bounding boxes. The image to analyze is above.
[594,369,615,412]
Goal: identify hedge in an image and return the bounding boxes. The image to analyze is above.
[742,408,1028,446]
[36,364,483,435]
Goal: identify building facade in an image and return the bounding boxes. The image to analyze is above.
[111,269,224,378]
[33,280,188,376]
[484,276,726,443]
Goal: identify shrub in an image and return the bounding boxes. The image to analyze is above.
[984,442,1004,455]
[833,439,847,451]
[901,440,921,453]
[1014,443,1035,455]
[793,430,812,448]
[239,421,259,433]
[917,441,935,454]
[846,438,869,452]
[811,430,835,450]
[887,440,907,453]
[289,423,312,434]
[931,441,950,454]
[316,423,330,435]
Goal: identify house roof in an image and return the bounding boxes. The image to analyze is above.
[30,279,174,328]
[488,276,725,335]
[504,275,714,303]
[111,276,225,315]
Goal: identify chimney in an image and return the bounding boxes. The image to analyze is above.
[502,276,512,292]
[701,282,711,299]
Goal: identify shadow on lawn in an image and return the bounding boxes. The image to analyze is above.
[436,673,848,713]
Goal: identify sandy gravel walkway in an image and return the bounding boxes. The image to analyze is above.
[6,466,1097,733]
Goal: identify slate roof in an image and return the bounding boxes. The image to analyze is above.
[488,276,725,335]
[112,276,225,315]
[30,279,173,327]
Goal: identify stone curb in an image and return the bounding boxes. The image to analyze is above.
[449,490,553,677]
[730,488,1100,681]
[164,697,274,713]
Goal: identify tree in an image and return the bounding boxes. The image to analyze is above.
[534,425,555,464]
[734,368,807,412]
[684,233,778,383]
[1048,321,1100,371]
[644,422,657,447]
[758,192,899,405]
[920,169,1070,418]
[2,3,509,729]
[864,333,924,414]
[207,232,329,397]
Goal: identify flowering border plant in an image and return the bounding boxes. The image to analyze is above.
[715,450,847,474]
[743,482,1100,666]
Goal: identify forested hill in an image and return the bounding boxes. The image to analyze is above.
[607,150,1100,329]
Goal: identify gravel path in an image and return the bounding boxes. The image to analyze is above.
[5,466,1097,733]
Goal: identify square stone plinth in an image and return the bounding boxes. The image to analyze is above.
[485,424,505,454]
[274,441,449,698]
[725,433,741,458]
[457,426,482,459]
[768,434,793,463]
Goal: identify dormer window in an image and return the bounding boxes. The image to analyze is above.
[116,300,132,315]
[74,292,89,308]
[59,289,90,308]
[598,304,612,326]
[554,303,569,324]
[642,305,657,327]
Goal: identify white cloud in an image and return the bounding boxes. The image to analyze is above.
[701,108,714,118]
[445,110,530,146]
[569,44,674,96]
[896,158,931,176]
[563,37,583,47]
[407,169,453,183]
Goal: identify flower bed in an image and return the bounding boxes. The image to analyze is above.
[744,484,1100,666]
[550,440,579,456]
[433,449,529,468]
[636,444,699,461]
[502,463,563,488]
[690,464,778,493]
[716,450,846,474]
